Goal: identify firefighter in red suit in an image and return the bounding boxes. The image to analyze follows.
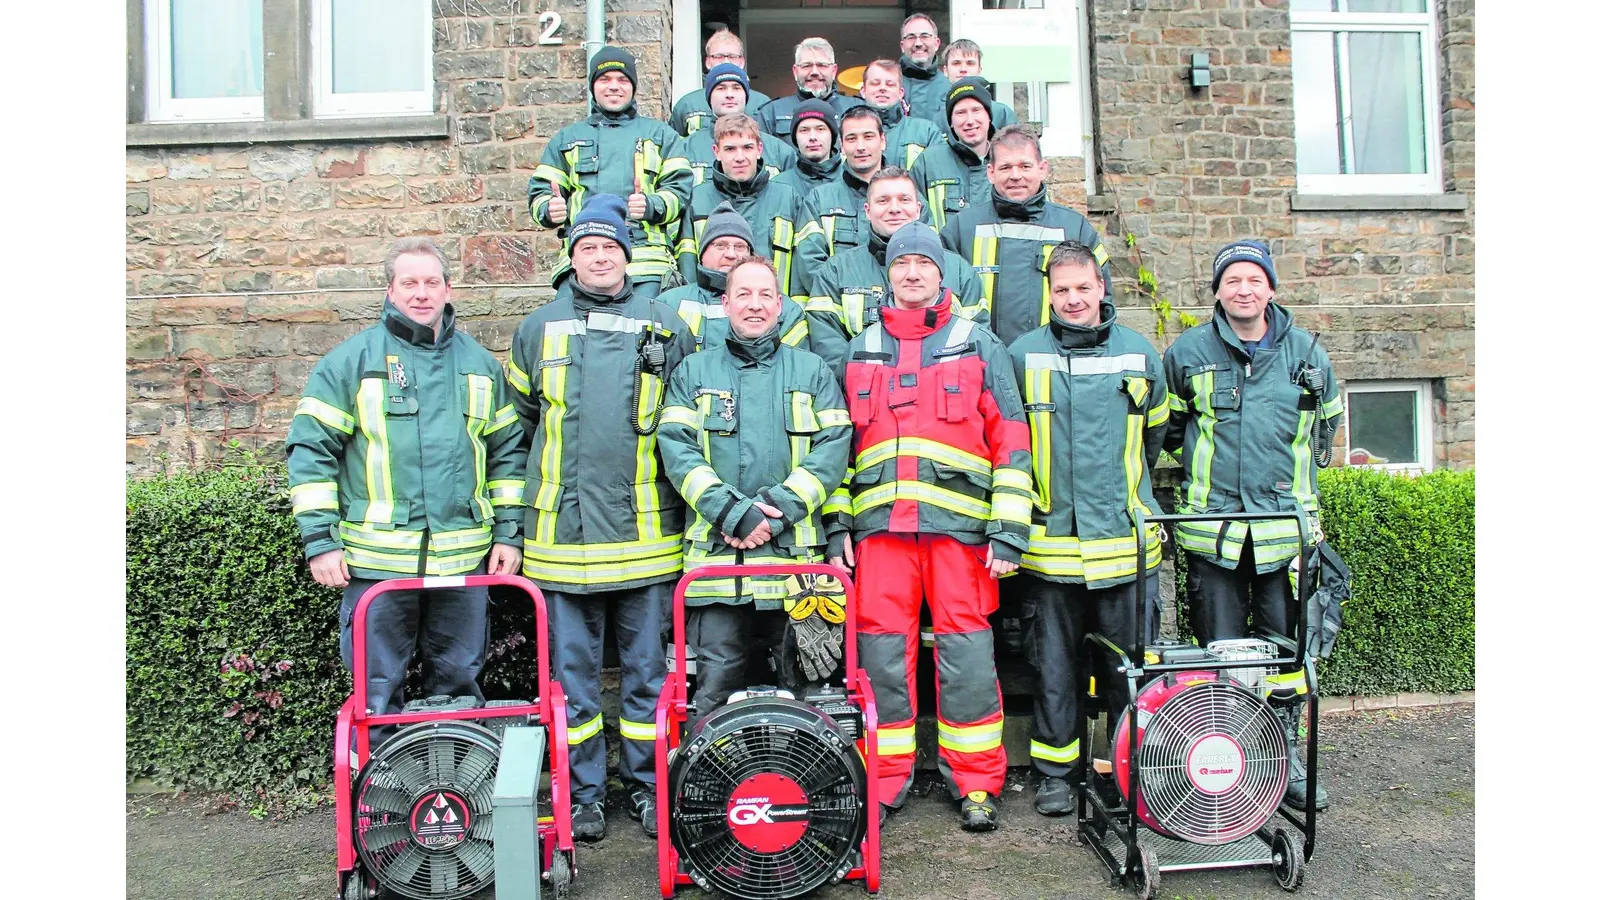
[824,221,1033,832]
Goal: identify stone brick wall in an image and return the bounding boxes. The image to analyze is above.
[1086,0,1474,468]
[126,1,674,472]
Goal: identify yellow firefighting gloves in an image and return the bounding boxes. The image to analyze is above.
[784,573,846,682]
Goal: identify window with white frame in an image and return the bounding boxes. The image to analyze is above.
[145,0,265,123]
[1289,1,1444,195]
[312,0,433,118]
[1343,380,1434,472]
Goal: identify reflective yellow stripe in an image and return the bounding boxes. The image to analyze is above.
[682,465,722,508]
[524,535,682,561]
[290,482,339,514]
[633,373,667,541]
[532,163,568,190]
[821,483,853,517]
[782,468,828,513]
[1124,413,1150,519]
[294,397,355,434]
[937,720,1004,753]
[1185,371,1217,511]
[974,236,998,307]
[659,405,700,428]
[1025,365,1053,513]
[1291,408,1315,510]
[854,481,991,519]
[506,358,532,395]
[805,295,841,316]
[781,316,809,347]
[1030,738,1079,764]
[484,403,518,436]
[1093,242,1110,266]
[856,437,991,479]
[772,217,796,292]
[992,467,1031,494]
[1146,399,1170,428]
[991,490,1032,526]
[339,522,425,550]
[876,725,917,756]
[619,718,656,741]
[536,327,572,544]
[521,546,684,587]
[487,479,525,508]
[1038,242,1056,329]
[1266,668,1309,695]
[817,408,850,429]
[355,379,394,524]
[568,713,603,745]
[465,373,495,522]
[1168,393,1188,413]
[684,549,822,600]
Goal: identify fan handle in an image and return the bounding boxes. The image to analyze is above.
[348,575,554,761]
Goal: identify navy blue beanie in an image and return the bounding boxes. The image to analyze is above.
[568,194,632,261]
[1210,240,1277,293]
[704,63,751,106]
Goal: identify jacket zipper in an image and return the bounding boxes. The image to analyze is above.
[413,343,433,577]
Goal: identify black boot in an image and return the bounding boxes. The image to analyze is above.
[1278,701,1328,811]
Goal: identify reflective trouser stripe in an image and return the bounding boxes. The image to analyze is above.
[619,718,656,741]
[568,712,603,745]
[1031,738,1080,764]
[876,725,917,757]
[938,720,1004,753]
[1266,668,1308,695]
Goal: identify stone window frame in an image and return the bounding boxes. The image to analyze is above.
[127,0,448,148]
[1289,0,1445,197]
[1342,378,1436,474]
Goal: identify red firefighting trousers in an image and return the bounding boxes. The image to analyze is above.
[856,532,1007,804]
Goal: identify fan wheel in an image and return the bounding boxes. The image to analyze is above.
[1131,845,1159,900]
[1272,828,1305,891]
[668,697,867,900]
[352,720,504,900]
[548,850,573,900]
[341,868,370,900]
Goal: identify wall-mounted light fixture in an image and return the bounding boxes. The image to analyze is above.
[1190,52,1211,89]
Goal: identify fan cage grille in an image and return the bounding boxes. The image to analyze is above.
[671,704,866,900]
[1137,680,1288,844]
[353,722,503,900]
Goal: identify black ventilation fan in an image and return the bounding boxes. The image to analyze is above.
[352,720,503,900]
[668,696,867,900]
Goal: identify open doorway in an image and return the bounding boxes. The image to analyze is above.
[677,1,907,103]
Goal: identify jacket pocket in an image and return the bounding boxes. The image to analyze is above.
[931,461,992,493]
[1122,374,1151,411]
[847,368,882,427]
[633,480,677,513]
[344,499,412,527]
[1209,370,1240,411]
[525,479,563,513]
[785,390,821,434]
[697,388,739,435]
[934,359,982,423]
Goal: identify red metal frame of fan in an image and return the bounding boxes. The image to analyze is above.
[332,574,576,899]
[653,563,882,897]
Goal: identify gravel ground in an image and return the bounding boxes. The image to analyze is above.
[126,704,1473,900]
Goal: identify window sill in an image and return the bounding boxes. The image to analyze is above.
[1290,192,1470,212]
[126,115,450,148]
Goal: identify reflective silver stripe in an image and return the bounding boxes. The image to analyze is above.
[700,304,728,320]
[1023,352,1148,376]
[863,323,884,356]
[946,316,974,348]
[587,311,649,333]
[546,319,586,337]
[974,222,1068,242]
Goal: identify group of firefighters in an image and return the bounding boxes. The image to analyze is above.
[286,15,1344,844]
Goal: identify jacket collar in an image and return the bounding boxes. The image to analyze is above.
[841,163,875,195]
[565,274,635,312]
[994,186,1047,220]
[696,263,729,294]
[795,153,843,182]
[880,292,953,339]
[1048,300,1117,350]
[587,103,638,124]
[867,228,890,263]
[712,162,771,197]
[1211,300,1291,358]
[870,100,907,128]
[899,55,940,81]
[950,138,988,168]
[725,322,781,364]
[382,300,455,348]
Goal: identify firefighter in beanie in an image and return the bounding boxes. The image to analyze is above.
[655,255,853,716]
[287,238,527,746]
[908,77,995,229]
[508,195,697,841]
[661,200,816,355]
[827,222,1033,832]
[681,63,797,185]
[1162,239,1344,812]
[1006,242,1170,815]
[528,46,693,299]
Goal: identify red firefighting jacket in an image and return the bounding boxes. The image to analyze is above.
[826,294,1034,560]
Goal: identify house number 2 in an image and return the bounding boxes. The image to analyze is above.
[538,11,563,45]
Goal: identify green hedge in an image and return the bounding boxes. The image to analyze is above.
[127,460,1472,797]
[125,457,547,801]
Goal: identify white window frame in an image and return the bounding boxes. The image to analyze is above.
[144,0,264,123]
[1290,2,1444,195]
[1342,379,1434,473]
[310,0,434,119]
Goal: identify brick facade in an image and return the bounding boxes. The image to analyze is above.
[125,0,1474,472]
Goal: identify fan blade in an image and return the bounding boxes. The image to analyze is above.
[468,811,495,841]
[382,843,426,887]
[431,854,459,896]
[458,837,496,881]
[429,738,458,784]
[357,821,411,854]
[358,782,414,817]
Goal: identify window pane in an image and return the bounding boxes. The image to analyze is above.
[1289,0,1335,11]
[332,0,426,94]
[1348,391,1419,465]
[170,0,262,99]
[1347,32,1427,174]
[1291,31,1342,176]
[983,0,1046,8]
[1345,1,1428,12]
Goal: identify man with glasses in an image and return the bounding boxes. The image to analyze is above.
[758,37,865,145]
[897,13,951,126]
[672,28,773,137]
